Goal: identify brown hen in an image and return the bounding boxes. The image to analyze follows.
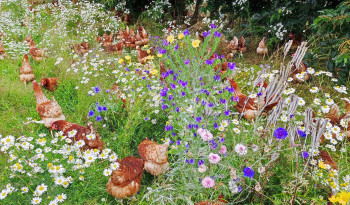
[51,120,104,151]
[20,54,35,85]
[41,77,60,92]
[106,156,144,199]
[256,37,268,55]
[229,79,260,121]
[136,46,149,64]
[29,40,45,61]
[292,62,310,83]
[138,139,169,176]
[33,80,65,128]
[0,41,8,60]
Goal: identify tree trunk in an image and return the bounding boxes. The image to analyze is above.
[190,0,203,25]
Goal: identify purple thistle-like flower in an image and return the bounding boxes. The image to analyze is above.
[88,110,94,117]
[274,127,288,140]
[243,167,255,178]
[297,130,306,137]
[214,31,221,38]
[183,29,189,36]
[184,59,190,65]
[228,62,236,70]
[205,59,214,65]
[224,110,230,116]
[214,75,220,81]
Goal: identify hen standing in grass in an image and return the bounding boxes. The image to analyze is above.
[256,37,268,56]
[0,41,8,60]
[20,54,34,86]
[51,120,104,151]
[41,77,60,92]
[29,40,45,61]
[33,80,65,129]
[136,46,149,64]
[106,156,144,199]
[138,139,169,176]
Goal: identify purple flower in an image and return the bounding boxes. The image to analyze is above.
[257,92,262,96]
[94,86,100,93]
[161,104,168,110]
[210,23,217,29]
[186,158,194,164]
[97,106,103,112]
[96,115,102,121]
[297,130,306,137]
[159,48,166,54]
[205,59,214,65]
[170,83,176,89]
[228,62,236,70]
[198,159,204,166]
[214,123,218,129]
[274,127,288,140]
[214,75,220,81]
[243,167,255,178]
[196,117,202,122]
[175,44,179,51]
[181,92,186,97]
[224,110,230,116]
[102,106,107,111]
[176,107,180,112]
[168,95,174,101]
[301,151,309,158]
[184,59,190,65]
[203,31,210,37]
[214,31,221,38]
[209,102,214,107]
[88,110,94,117]
[145,117,148,121]
[176,140,181,145]
[183,29,189,36]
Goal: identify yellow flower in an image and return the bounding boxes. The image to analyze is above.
[147,49,151,54]
[318,161,326,169]
[150,69,158,75]
[125,55,131,60]
[192,39,200,48]
[167,36,175,43]
[338,191,350,205]
[178,33,184,40]
[157,54,163,58]
[147,55,154,60]
[328,195,338,203]
[180,43,183,47]
[118,59,124,64]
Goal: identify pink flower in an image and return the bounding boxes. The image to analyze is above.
[202,177,215,188]
[197,128,213,141]
[208,153,221,164]
[219,145,227,154]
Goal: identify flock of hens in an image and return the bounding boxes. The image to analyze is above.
[0,28,169,199]
[0,4,337,200]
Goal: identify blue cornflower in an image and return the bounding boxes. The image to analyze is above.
[274,127,288,140]
[96,115,102,121]
[94,86,100,93]
[97,106,103,112]
[301,151,309,158]
[88,110,94,117]
[181,92,186,97]
[243,167,255,178]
